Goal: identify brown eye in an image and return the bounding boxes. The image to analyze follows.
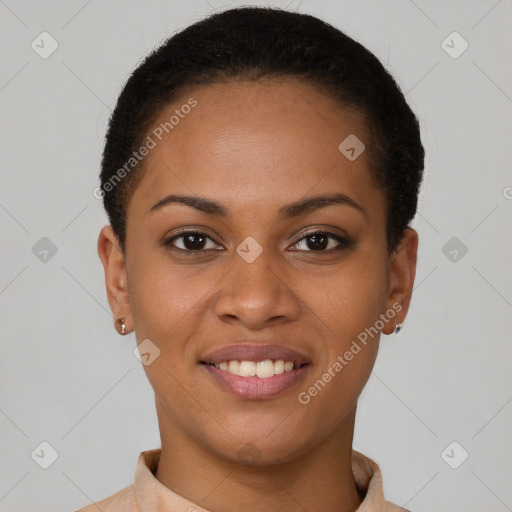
[164,231,222,252]
[290,231,353,252]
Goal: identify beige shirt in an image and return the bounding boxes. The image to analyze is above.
[76,449,408,512]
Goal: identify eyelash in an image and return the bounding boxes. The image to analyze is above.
[162,229,353,254]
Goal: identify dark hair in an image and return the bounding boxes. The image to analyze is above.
[100,6,424,253]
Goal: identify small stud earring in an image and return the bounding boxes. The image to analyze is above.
[116,317,127,335]
[394,318,402,334]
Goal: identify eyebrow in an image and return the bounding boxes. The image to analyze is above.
[149,192,365,219]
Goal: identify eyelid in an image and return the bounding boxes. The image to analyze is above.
[162,228,224,252]
[288,229,353,251]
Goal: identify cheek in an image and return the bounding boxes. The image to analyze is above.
[306,256,389,342]
[292,277,385,439]
[127,257,212,415]
[127,250,216,343]
[297,255,388,398]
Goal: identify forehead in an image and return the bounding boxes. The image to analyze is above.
[130,79,381,213]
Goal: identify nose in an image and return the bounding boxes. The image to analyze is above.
[213,250,301,330]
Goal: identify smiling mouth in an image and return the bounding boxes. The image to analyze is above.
[200,358,311,400]
[202,359,308,378]
[199,343,312,399]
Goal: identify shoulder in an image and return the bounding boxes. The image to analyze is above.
[75,483,139,512]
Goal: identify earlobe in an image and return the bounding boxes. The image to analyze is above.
[383,228,418,335]
[98,226,133,335]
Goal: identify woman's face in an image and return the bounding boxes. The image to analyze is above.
[99,78,417,464]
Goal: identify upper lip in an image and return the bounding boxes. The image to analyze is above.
[201,344,311,366]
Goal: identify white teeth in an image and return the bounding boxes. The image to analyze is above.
[274,360,285,374]
[211,359,299,378]
[228,360,240,374]
[239,361,256,377]
[256,359,274,378]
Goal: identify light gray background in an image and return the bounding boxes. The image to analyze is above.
[1,1,511,511]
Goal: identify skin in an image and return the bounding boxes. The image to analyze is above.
[98,78,418,512]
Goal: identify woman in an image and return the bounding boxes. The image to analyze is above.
[79,6,423,511]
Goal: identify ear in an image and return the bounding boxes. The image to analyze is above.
[97,225,132,335]
[382,228,418,335]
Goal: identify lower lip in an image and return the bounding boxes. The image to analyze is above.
[202,363,310,400]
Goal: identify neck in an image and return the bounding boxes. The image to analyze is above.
[154,404,362,512]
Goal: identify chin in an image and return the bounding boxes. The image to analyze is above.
[200,421,315,467]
